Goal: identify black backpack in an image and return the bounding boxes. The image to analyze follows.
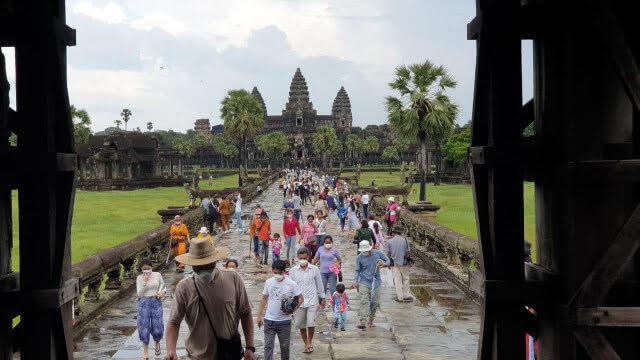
[208,202,219,220]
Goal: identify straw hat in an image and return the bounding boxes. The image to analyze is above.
[199,226,209,234]
[357,240,373,252]
[175,237,229,266]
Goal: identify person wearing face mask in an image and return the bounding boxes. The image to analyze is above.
[289,248,325,354]
[350,240,389,330]
[313,235,342,297]
[136,258,166,359]
[257,260,303,360]
[165,238,255,360]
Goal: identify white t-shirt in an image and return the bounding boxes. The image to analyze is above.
[235,196,242,213]
[262,277,302,321]
[362,194,370,205]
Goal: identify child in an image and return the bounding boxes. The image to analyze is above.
[224,259,239,271]
[330,283,350,331]
[337,206,348,232]
[271,233,283,261]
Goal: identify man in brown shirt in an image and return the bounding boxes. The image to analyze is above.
[165,238,255,359]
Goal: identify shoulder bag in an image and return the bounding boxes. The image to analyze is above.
[404,237,414,266]
[192,277,245,360]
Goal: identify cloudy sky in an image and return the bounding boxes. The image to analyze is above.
[2,0,532,132]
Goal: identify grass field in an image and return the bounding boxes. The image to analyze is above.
[345,171,536,259]
[10,174,239,269]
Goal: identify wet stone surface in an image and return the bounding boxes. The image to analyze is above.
[76,180,480,359]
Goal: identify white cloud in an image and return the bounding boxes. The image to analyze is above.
[71,1,127,24]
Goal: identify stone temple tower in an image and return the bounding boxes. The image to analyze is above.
[282,68,317,127]
[251,86,267,119]
[332,86,353,129]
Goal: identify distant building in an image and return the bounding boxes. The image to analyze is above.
[194,118,211,135]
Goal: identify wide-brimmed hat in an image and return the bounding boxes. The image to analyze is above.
[391,225,405,234]
[358,240,373,252]
[199,226,209,234]
[388,196,395,202]
[175,237,229,266]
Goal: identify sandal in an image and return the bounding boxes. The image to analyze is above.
[357,324,366,330]
[155,344,161,356]
[368,321,376,328]
[303,347,312,353]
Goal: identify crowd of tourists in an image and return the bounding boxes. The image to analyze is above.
[134,168,413,360]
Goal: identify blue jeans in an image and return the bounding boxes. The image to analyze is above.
[264,319,291,360]
[321,272,337,296]
[272,251,281,261]
[235,211,243,230]
[339,218,346,230]
[253,236,260,256]
[334,311,347,330]
[261,241,269,264]
[285,236,296,260]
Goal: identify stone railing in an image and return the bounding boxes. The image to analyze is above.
[369,195,482,300]
[71,171,279,337]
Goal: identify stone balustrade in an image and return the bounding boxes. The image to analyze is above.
[71,171,280,338]
[369,195,483,299]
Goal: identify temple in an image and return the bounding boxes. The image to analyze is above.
[251,68,353,160]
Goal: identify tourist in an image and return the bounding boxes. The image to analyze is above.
[196,226,213,243]
[372,221,385,249]
[353,219,375,254]
[326,191,336,214]
[257,212,272,266]
[298,182,307,206]
[347,200,359,235]
[368,215,383,235]
[314,211,328,249]
[337,204,348,232]
[386,226,413,302]
[271,233,283,261]
[136,258,165,359]
[169,215,189,272]
[283,209,301,261]
[353,192,362,218]
[288,248,325,354]
[257,260,304,360]
[165,238,255,360]
[282,196,294,218]
[292,190,302,220]
[301,214,318,259]
[224,258,239,271]
[313,235,342,296]
[385,197,399,235]
[249,208,263,262]
[362,191,370,219]
[200,195,213,233]
[234,191,243,233]
[330,283,350,331]
[218,196,232,232]
[351,240,389,329]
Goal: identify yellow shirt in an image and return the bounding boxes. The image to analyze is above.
[197,233,214,243]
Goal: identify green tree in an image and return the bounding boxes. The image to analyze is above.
[312,126,341,169]
[256,131,290,165]
[220,89,265,185]
[114,119,122,129]
[381,146,400,173]
[172,136,197,157]
[362,135,380,162]
[146,122,153,132]
[345,133,361,160]
[70,105,92,144]
[212,133,238,167]
[386,61,458,200]
[442,125,471,165]
[120,108,132,131]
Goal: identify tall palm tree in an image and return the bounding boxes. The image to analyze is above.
[220,89,265,186]
[146,122,153,132]
[312,126,341,169]
[386,61,458,201]
[120,108,132,131]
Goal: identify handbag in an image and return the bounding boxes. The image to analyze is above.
[192,277,245,360]
[404,237,414,266]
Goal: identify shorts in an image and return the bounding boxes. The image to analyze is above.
[293,306,318,329]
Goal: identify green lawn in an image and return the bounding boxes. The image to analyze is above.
[10,174,239,269]
[346,171,536,259]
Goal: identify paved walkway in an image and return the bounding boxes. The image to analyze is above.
[78,180,479,359]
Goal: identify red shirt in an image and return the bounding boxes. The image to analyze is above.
[282,218,301,236]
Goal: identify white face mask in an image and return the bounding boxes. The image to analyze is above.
[142,269,152,275]
[274,274,285,281]
[298,259,308,266]
[324,244,332,249]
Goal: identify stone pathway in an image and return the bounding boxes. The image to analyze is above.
[77,180,479,359]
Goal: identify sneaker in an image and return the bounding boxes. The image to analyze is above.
[340,328,345,331]
[333,320,338,329]
[403,297,414,302]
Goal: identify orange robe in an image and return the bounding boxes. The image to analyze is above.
[170,223,189,260]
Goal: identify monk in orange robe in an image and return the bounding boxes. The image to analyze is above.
[169,215,189,272]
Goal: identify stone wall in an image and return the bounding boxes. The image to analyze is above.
[369,195,483,300]
[71,171,279,338]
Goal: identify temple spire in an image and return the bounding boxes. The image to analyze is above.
[251,86,267,117]
[332,86,352,128]
[284,68,314,112]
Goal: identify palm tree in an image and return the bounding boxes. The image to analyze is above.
[146,122,153,132]
[312,126,341,169]
[220,89,265,186]
[386,61,458,201]
[114,119,122,129]
[120,108,132,131]
[256,131,290,168]
[70,105,92,144]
